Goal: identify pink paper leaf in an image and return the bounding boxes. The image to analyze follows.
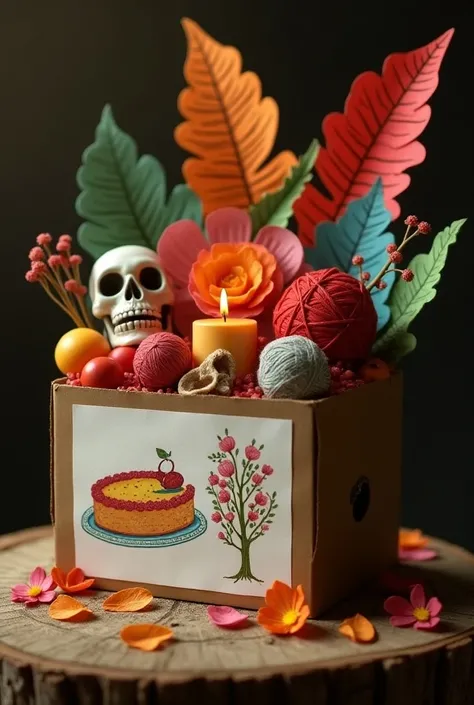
[207,605,248,628]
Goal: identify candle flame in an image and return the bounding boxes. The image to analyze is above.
[220,289,229,321]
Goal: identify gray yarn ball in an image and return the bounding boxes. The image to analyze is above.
[257,335,331,400]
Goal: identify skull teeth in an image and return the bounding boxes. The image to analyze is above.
[113,319,162,335]
[111,308,159,326]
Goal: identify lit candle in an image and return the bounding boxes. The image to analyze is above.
[192,290,258,378]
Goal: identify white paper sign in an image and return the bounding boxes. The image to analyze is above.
[72,404,292,597]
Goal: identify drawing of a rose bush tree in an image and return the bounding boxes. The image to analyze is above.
[206,429,278,583]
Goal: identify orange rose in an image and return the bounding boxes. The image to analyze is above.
[189,243,283,318]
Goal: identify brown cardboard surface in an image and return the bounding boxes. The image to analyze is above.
[311,373,402,613]
[51,382,315,612]
[51,375,402,616]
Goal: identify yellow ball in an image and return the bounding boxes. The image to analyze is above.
[55,328,111,374]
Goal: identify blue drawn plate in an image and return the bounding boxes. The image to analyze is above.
[81,507,207,548]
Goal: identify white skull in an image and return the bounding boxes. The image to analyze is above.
[89,245,174,348]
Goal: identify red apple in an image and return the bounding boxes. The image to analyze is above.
[80,357,124,389]
[108,346,137,374]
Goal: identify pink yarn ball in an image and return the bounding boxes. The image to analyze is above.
[133,333,192,389]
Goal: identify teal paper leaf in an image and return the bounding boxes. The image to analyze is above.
[373,219,467,361]
[76,105,202,260]
[249,140,320,237]
[304,178,395,331]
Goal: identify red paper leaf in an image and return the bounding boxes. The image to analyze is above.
[294,29,454,246]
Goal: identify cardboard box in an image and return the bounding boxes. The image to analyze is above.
[51,373,402,616]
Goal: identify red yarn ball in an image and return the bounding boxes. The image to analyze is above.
[273,268,377,360]
[133,333,192,389]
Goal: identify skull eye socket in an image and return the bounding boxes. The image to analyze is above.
[140,267,163,291]
[99,272,124,297]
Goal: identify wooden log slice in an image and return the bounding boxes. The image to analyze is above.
[1,527,474,704]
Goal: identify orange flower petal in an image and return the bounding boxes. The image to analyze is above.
[399,529,428,550]
[64,579,96,593]
[102,587,153,612]
[120,624,173,651]
[288,604,310,634]
[338,614,376,643]
[49,595,93,621]
[257,606,293,634]
[51,566,68,591]
[265,580,297,613]
[52,566,95,593]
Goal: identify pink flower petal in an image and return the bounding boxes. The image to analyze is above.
[390,615,417,627]
[255,226,304,283]
[426,597,443,617]
[158,220,208,286]
[415,616,440,630]
[38,590,57,603]
[11,584,30,598]
[207,605,248,628]
[29,567,46,587]
[384,595,413,616]
[410,584,426,609]
[399,548,438,561]
[205,208,251,244]
[41,576,55,591]
[24,597,39,605]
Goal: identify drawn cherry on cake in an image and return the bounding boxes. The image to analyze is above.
[155,448,184,490]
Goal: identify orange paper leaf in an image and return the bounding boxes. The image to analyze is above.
[51,566,95,593]
[338,614,376,643]
[175,18,297,214]
[120,624,173,651]
[102,587,153,612]
[49,595,93,621]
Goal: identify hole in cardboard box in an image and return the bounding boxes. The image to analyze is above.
[350,476,370,522]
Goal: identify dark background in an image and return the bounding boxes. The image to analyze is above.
[1,4,472,546]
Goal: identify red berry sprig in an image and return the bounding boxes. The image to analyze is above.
[25,233,94,328]
[352,215,431,292]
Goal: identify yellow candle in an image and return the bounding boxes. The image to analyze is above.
[192,290,258,378]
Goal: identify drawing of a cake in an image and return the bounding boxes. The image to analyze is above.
[91,449,195,536]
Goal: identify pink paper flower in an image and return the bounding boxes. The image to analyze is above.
[211,512,222,523]
[255,492,268,506]
[218,479,227,488]
[207,605,248,628]
[11,567,56,605]
[218,489,231,503]
[384,584,442,630]
[218,460,235,478]
[248,511,259,522]
[217,531,225,540]
[157,207,307,337]
[262,464,274,476]
[262,524,270,531]
[252,473,263,485]
[219,436,236,452]
[208,474,219,486]
[224,512,235,522]
[245,445,261,461]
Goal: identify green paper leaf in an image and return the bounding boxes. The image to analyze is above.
[156,448,171,459]
[76,105,202,259]
[374,219,467,360]
[249,139,320,237]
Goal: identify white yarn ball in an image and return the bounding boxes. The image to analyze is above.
[257,335,331,400]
